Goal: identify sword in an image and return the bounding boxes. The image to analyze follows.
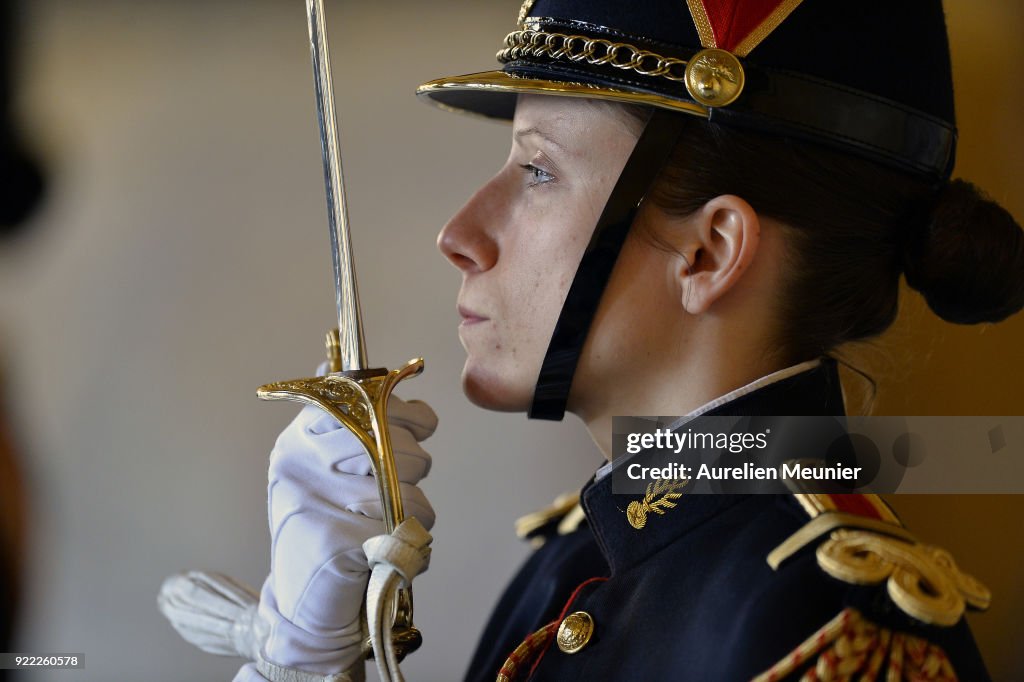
[306,0,365,373]
[256,0,425,661]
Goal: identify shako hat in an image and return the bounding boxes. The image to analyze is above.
[419,0,957,179]
[417,1,960,419]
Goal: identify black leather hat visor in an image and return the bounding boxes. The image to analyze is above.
[417,70,707,122]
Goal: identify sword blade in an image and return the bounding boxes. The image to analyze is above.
[305,0,367,371]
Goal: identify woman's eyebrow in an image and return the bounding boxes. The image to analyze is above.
[513,126,565,152]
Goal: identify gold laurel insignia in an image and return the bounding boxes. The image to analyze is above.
[626,478,687,529]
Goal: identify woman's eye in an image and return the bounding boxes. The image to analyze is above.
[520,163,555,186]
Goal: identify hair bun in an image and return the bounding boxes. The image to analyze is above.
[902,179,1024,324]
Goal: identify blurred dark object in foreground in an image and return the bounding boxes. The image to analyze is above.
[1,0,42,677]
[0,135,45,235]
[1,0,47,236]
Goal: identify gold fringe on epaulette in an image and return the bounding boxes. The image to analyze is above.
[751,608,958,682]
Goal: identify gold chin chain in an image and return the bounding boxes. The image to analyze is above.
[498,29,690,83]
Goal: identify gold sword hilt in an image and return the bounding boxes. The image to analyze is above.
[257,329,425,660]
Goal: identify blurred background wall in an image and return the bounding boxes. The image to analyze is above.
[853,2,1024,678]
[0,1,1019,680]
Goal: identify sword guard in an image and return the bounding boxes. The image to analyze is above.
[256,355,424,532]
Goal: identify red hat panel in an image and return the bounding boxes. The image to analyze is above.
[687,0,804,56]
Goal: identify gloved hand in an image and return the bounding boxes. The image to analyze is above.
[157,390,437,682]
[246,396,436,680]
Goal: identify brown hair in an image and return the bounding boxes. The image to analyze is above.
[617,106,1024,364]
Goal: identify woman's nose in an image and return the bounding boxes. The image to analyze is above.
[437,179,501,274]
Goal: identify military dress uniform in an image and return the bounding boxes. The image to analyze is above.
[464,359,991,681]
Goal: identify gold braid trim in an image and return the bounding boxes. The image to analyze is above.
[497,29,690,84]
[751,608,959,682]
[495,621,559,682]
[817,529,991,626]
[685,0,717,49]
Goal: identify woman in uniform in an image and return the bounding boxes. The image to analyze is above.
[161,1,1023,680]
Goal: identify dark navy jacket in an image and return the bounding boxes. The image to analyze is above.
[465,359,990,681]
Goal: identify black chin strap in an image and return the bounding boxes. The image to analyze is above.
[528,108,686,420]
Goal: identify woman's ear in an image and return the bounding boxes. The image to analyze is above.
[673,195,761,315]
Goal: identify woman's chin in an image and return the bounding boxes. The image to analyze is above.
[461,364,531,413]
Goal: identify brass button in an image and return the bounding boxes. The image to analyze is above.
[556,611,595,654]
[684,48,745,107]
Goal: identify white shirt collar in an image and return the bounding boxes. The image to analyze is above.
[594,358,823,481]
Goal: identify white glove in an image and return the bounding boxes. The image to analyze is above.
[158,571,267,660]
[236,396,437,682]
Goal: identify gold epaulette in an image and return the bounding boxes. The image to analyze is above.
[768,492,991,627]
[752,608,960,682]
[514,492,585,548]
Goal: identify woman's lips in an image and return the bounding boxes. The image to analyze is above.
[458,305,488,326]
